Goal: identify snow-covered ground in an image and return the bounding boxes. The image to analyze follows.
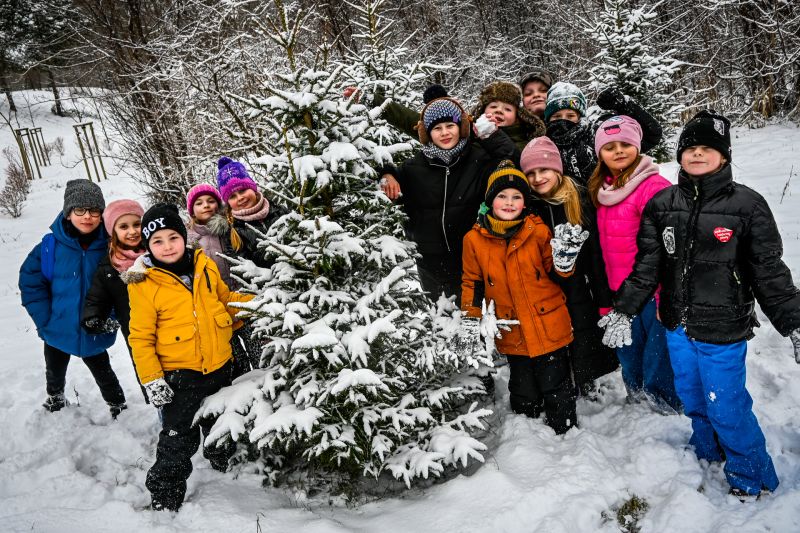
[1,91,799,532]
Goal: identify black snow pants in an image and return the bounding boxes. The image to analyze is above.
[44,343,125,404]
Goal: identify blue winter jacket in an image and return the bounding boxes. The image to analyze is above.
[19,215,117,356]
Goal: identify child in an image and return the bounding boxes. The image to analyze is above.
[19,179,126,416]
[544,82,663,186]
[186,183,258,377]
[589,115,681,412]
[126,203,253,511]
[520,137,618,396]
[519,71,554,119]
[473,81,546,152]
[604,110,800,499]
[216,157,287,268]
[379,93,516,300]
[82,199,147,403]
[461,161,588,433]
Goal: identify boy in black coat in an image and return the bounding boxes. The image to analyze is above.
[601,110,800,499]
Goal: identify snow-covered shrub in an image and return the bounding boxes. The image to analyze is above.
[0,147,31,218]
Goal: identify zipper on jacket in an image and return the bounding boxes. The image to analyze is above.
[441,166,451,252]
[680,182,702,325]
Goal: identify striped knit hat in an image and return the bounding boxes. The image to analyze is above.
[485,160,531,205]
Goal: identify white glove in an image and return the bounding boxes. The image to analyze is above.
[453,315,481,355]
[791,328,800,364]
[144,378,174,407]
[597,310,633,348]
[473,114,498,139]
[551,223,590,273]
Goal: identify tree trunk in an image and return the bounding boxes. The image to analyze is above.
[48,70,65,117]
[1,73,16,113]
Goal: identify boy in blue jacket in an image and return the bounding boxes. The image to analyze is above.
[19,179,126,417]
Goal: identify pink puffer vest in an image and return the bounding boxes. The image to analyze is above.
[596,156,670,292]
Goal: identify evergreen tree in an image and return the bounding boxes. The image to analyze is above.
[585,0,682,160]
[198,0,491,493]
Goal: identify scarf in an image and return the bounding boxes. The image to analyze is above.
[110,246,145,273]
[486,214,524,237]
[596,155,661,207]
[421,138,468,165]
[147,248,195,289]
[231,191,271,222]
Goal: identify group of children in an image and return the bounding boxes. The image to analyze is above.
[379,76,800,500]
[17,72,800,507]
[19,157,283,511]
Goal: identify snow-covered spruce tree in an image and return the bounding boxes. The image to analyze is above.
[197,0,492,493]
[585,0,682,161]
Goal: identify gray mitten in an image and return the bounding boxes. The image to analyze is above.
[791,328,800,364]
[83,316,120,334]
[551,223,590,273]
[144,378,174,407]
[453,315,481,356]
[597,310,633,348]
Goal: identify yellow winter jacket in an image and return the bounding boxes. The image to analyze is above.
[126,249,253,384]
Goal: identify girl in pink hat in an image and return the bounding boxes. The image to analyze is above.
[589,115,680,412]
[82,198,147,404]
[186,183,235,286]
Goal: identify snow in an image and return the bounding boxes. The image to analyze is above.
[2,90,800,532]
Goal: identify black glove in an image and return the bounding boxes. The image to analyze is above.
[83,317,121,334]
[596,87,627,112]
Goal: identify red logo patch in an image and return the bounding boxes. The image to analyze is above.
[714,227,733,242]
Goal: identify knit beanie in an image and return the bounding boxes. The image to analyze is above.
[63,179,105,217]
[520,137,563,175]
[594,115,643,156]
[422,98,463,134]
[186,183,223,216]
[677,110,732,162]
[216,157,259,204]
[519,71,555,90]
[544,82,587,122]
[485,160,532,205]
[102,199,144,236]
[140,203,187,250]
[475,81,522,116]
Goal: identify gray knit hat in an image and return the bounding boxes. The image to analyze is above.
[63,179,105,217]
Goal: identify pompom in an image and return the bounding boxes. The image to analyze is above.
[217,156,234,170]
[423,84,449,104]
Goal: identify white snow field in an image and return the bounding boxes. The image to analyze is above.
[1,91,799,532]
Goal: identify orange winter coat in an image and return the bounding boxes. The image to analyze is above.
[461,214,574,357]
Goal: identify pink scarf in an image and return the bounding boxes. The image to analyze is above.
[111,247,146,273]
[597,155,661,207]
[231,191,271,222]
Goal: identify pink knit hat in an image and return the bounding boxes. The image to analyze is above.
[594,115,642,156]
[520,137,563,175]
[102,199,144,235]
[186,183,223,216]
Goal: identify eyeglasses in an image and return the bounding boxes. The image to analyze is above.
[72,207,102,217]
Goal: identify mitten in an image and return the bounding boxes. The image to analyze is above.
[597,310,633,348]
[596,87,627,112]
[791,328,800,364]
[144,378,174,407]
[83,316,121,334]
[474,114,498,139]
[551,223,590,273]
[452,314,481,355]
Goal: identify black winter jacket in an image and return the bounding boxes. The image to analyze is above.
[547,88,663,186]
[615,165,800,343]
[233,203,290,268]
[387,130,516,259]
[82,254,132,339]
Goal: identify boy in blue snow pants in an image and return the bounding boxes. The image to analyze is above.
[599,110,800,498]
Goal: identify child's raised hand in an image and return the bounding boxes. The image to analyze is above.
[597,310,633,348]
[473,114,498,139]
[791,328,800,364]
[551,223,590,273]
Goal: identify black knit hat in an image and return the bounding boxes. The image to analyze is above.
[677,110,732,162]
[140,203,187,249]
[422,84,449,104]
[485,160,531,205]
[63,179,105,217]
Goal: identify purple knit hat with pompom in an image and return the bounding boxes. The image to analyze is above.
[216,157,259,203]
[186,183,223,216]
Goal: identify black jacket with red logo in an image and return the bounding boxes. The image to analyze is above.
[614,164,800,343]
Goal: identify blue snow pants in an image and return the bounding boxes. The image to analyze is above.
[665,326,779,494]
[615,298,681,410]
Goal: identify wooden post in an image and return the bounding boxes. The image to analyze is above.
[87,123,107,180]
[14,128,42,180]
[32,127,50,166]
[13,130,34,181]
[73,124,93,182]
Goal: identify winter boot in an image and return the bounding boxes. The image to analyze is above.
[728,487,768,503]
[43,393,68,412]
[108,402,128,419]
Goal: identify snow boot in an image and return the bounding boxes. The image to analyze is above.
[728,487,769,503]
[108,402,128,419]
[43,393,68,412]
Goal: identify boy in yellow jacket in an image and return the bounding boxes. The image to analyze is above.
[126,203,253,512]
